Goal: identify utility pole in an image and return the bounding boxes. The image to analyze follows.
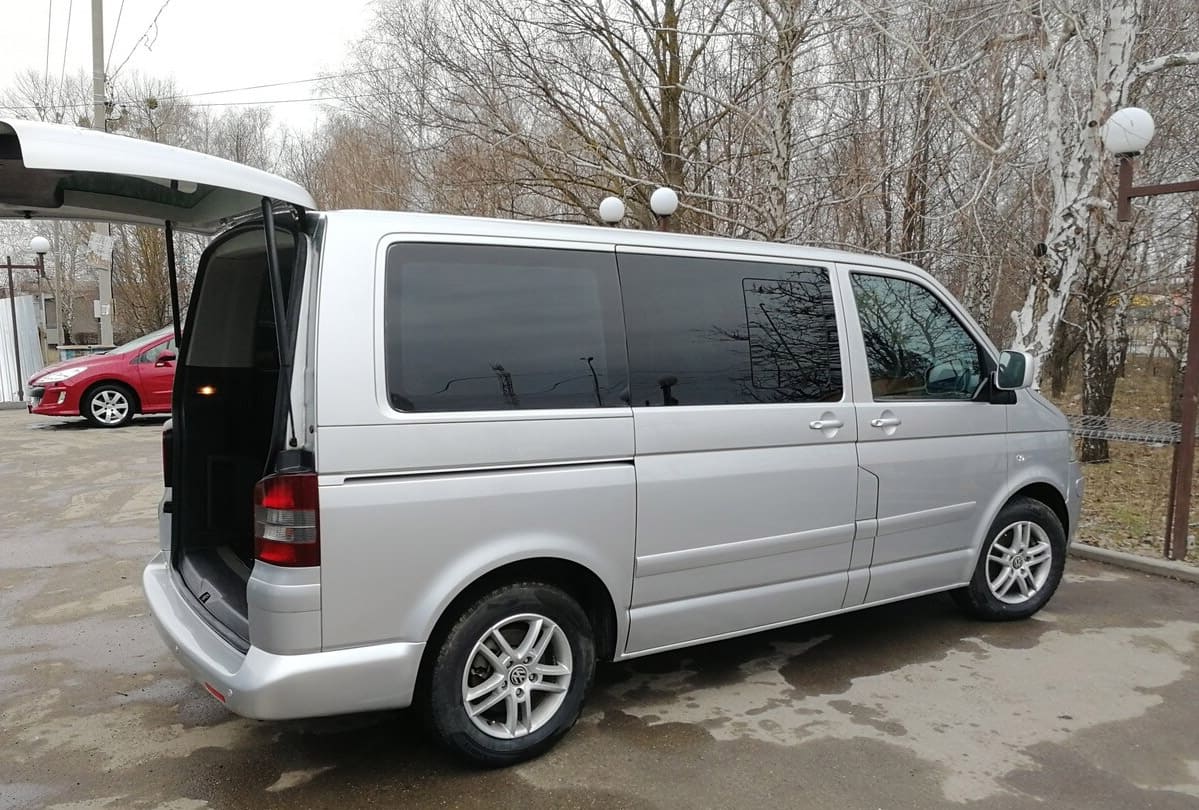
[91,0,106,134]
[91,0,115,347]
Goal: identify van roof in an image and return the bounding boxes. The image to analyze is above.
[318,209,928,276]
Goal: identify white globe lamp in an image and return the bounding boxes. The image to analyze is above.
[649,187,679,217]
[598,196,626,224]
[1102,107,1155,156]
[29,235,50,255]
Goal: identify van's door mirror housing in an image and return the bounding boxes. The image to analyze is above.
[995,350,1035,391]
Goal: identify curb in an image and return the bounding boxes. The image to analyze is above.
[1069,542,1199,584]
[0,402,27,411]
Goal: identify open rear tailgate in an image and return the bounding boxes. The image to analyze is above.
[0,119,315,233]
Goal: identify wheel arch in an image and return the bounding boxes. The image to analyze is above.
[961,472,1071,584]
[416,557,619,694]
[80,378,142,414]
[954,478,1071,620]
[1009,481,1070,536]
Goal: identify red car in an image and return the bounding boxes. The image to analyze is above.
[26,326,177,427]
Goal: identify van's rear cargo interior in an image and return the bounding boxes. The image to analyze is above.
[171,228,299,644]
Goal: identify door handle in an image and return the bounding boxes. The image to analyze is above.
[809,418,844,430]
[870,416,902,428]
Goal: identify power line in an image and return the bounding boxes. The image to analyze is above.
[154,75,334,100]
[108,0,171,83]
[6,55,402,115]
[147,64,404,102]
[106,0,127,74]
[2,101,92,112]
[44,0,53,81]
[187,93,380,108]
[35,64,404,109]
[2,59,407,114]
[59,0,74,88]
[1,91,382,113]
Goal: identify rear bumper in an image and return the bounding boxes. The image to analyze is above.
[143,552,424,720]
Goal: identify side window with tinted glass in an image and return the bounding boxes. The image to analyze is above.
[620,254,841,406]
[384,244,628,412]
[850,273,983,401]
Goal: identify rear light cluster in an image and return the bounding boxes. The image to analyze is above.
[253,472,320,567]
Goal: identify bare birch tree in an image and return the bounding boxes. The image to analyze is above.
[1007,0,1198,379]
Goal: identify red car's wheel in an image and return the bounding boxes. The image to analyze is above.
[83,384,136,428]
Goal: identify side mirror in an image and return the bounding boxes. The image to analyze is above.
[155,350,176,368]
[995,350,1034,390]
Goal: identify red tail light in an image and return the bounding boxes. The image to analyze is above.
[253,472,320,567]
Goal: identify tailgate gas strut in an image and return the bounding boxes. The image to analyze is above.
[165,220,182,345]
[261,197,300,453]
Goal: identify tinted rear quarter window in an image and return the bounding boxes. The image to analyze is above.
[384,243,628,412]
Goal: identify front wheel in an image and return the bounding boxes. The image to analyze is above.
[952,497,1066,621]
[425,582,595,766]
[83,384,135,428]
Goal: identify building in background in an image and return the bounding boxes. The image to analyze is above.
[0,295,46,403]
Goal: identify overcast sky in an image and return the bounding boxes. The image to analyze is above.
[2,0,374,129]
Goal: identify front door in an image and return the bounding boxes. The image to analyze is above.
[620,250,859,654]
[839,265,1008,603]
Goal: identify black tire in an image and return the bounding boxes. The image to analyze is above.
[82,383,136,428]
[425,582,595,766]
[952,496,1066,621]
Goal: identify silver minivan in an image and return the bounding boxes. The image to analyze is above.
[1,119,1082,765]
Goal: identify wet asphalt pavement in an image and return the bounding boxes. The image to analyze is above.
[1,407,1198,809]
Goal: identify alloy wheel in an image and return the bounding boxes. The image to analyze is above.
[986,520,1053,605]
[90,389,131,426]
[461,613,573,739]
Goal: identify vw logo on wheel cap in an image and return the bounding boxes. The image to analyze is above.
[508,665,529,686]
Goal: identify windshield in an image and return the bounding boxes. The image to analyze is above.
[113,326,173,355]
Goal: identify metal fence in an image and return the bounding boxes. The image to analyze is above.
[1066,414,1181,445]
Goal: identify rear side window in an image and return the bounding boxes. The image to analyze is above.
[384,244,628,412]
[619,253,841,406]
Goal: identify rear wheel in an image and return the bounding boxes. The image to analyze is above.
[425,582,595,766]
[953,496,1066,621]
[83,384,136,428]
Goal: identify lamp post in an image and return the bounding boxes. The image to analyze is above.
[4,236,50,401]
[1104,107,1199,561]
